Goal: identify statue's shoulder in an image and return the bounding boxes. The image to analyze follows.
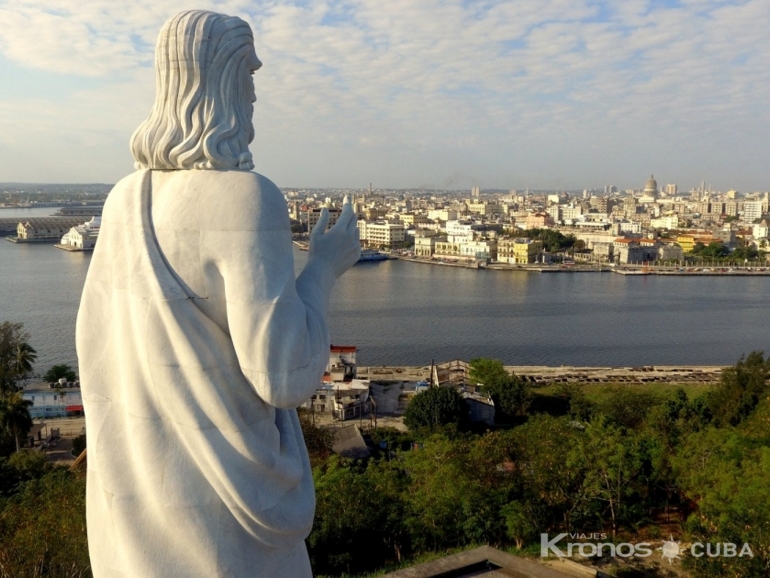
[192,170,288,231]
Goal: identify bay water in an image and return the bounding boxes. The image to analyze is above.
[1,206,768,374]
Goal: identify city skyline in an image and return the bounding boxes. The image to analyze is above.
[0,0,769,191]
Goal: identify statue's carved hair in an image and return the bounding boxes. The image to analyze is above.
[131,10,259,171]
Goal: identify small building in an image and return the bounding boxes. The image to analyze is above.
[332,425,370,459]
[58,216,101,250]
[306,380,371,421]
[11,217,88,242]
[462,393,495,426]
[21,382,83,419]
[328,345,357,382]
[304,345,371,421]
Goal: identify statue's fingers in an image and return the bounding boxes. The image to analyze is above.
[334,204,354,230]
[311,208,330,239]
[346,213,359,234]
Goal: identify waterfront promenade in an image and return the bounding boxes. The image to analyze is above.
[358,365,724,384]
[399,255,770,275]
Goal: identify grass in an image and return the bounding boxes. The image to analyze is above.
[534,382,715,403]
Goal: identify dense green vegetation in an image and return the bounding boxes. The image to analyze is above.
[308,355,770,577]
[44,365,77,384]
[2,353,770,577]
[0,322,37,396]
[689,241,763,262]
[519,228,577,253]
[0,322,36,457]
[403,386,469,430]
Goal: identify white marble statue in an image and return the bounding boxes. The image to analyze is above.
[76,10,360,577]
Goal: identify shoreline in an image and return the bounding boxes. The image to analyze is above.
[357,364,724,384]
[396,255,770,276]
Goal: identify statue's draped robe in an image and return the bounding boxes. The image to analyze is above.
[77,170,327,577]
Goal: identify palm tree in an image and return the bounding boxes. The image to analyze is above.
[14,342,37,379]
[0,391,34,452]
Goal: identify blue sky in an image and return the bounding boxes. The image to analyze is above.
[0,0,768,191]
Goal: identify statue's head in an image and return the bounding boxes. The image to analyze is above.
[131,10,261,171]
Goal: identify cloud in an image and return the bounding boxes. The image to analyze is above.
[0,0,768,190]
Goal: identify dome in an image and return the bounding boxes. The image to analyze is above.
[644,175,658,193]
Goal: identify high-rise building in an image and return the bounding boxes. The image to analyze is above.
[307,207,341,231]
[471,186,480,198]
[665,184,677,195]
[743,200,763,222]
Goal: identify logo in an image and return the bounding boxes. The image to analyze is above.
[540,533,754,562]
[659,536,681,564]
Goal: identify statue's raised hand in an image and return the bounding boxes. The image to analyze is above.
[308,196,361,279]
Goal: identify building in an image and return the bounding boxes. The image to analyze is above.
[459,239,497,261]
[433,240,462,259]
[743,200,763,222]
[306,380,371,421]
[658,243,684,261]
[649,214,678,230]
[328,345,357,382]
[640,175,658,203]
[427,209,457,222]
[498,238,542,264]
[307,207,341,231]
[466,201,503,217]
[22,383,83,419]
[561,205,583,221]
[589,196,609,214]
[524,212,555,229]
[676,233,723,253]
[13,217,88,242]
[413,233,437,257]
[358,220,406,249]
[58,216,101,250]
[399,213,430,227]
[365,207,388,221]
[304,345,371,421]
[613,238,658,264]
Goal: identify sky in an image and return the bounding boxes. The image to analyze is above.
[0,0,768,192]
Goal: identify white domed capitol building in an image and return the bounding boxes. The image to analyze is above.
[641,174,658,203]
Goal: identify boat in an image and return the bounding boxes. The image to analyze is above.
[358,249,388,262]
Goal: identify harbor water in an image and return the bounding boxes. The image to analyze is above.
[1,206,769,373]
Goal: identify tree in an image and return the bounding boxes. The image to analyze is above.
[43,364,77,384]
[575,418,646,536]
[502,501,538,549]
[13,343,36,380]
[497,377,532,417]
[297,408,335,468]
[0,392,33,453]
[308,456,398,575]
[404,386,468,430]
[0,322,35,395]
[0,469,90,577]
[706,351,770,427]
[469,358,531,420]
[469,357,510,388]
[597,387,660,430]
